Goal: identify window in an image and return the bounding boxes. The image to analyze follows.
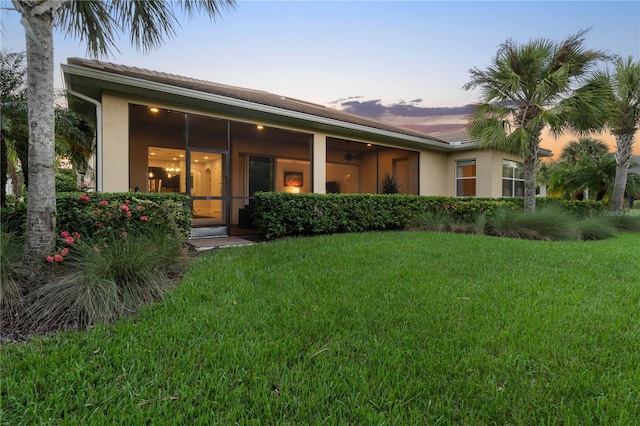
[455,159,476,196]
[502,160,525,197]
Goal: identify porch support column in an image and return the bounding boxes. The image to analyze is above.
[312,132,327,194]
[101,93,129,192]
[420,151,447,196]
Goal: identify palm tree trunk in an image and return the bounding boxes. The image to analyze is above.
[523,157,537,212]
[21,4,57,274]
[610,132,634,211]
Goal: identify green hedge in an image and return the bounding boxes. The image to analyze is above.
[1,192,191,242]
[253,193,607,239]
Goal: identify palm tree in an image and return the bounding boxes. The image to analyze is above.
[0,50,28,207]
[54,93,96,185]
[549,154,640,202]
[603,57,640,210]
[2,52,102,204]
[9,0,235,274]
[559,137,609,164]
[463,29,610,212]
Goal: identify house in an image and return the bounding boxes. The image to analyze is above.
[62,58,547,236]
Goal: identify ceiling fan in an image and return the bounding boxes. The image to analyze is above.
[344,141,359,163]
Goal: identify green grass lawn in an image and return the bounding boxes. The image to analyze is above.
[2,232,639,424]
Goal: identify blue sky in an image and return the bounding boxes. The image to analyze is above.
[1,1,639,152]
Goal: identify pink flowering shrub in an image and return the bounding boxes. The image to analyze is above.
[55,192,190,243]
[48,192,190,264]
[47,230,81,263]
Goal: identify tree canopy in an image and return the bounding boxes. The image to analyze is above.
[464,29,610,212]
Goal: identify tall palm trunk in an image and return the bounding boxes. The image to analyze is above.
[21,4,56,273]
[610,132,634,211]
[523,157,537,212]
[523,133,540,213]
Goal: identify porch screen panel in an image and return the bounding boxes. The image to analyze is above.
[249,156,275,195]
[188,114,228,151]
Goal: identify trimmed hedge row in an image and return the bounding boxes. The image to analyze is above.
[1,192,191,241]
[253,193,607,239]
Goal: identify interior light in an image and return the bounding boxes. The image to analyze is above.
[204,156,209,160]
[179,154,184,157]
[150,152,155,155]
[257,125,264,130]
[149,107,159,113]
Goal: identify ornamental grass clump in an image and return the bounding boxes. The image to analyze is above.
[408,211,450,232]
[577,216,618,240]
[1,232,23,315]
[487,206,579,241]
[23,229,186,332]
[604,213,640,232]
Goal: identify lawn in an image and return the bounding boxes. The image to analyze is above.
[2,231,639,424]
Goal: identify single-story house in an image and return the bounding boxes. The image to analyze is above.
[62,58,550,236]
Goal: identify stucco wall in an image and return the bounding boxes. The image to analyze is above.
[101,93,130,192]
[420,151,448,196]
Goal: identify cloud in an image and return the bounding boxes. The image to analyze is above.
[337,98,474,119]
[327,95,364,105]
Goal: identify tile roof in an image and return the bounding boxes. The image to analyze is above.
[431,130,471,143]
[67,58,448,145]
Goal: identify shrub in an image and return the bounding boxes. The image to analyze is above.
[253,193,522,239]
[1,232,23,314]
[472,213,487,235]
[0,201,27,234]
[577,217,618,240]
[536,198,606,218]
[56,192,191,242]
[408,211,449,232]
[487,206,579,241]
[55,170,78,192]
[603,212,640,232]
[23,229,186,331]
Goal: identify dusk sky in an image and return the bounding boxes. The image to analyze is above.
[2,1,639,155]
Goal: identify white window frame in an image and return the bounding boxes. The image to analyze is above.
[502,160,525,197]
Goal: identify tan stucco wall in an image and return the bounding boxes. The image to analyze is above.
[101,93,130,191]
[420,151,448,196]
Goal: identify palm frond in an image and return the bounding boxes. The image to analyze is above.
[55,0,236,58]
[56,1,120,58]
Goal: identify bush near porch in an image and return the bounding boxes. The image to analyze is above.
[1,192,191,242]
[253,193,606,239]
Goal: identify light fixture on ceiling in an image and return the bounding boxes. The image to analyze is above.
[149,107,159,113]
[257,125,264,130]
[164,166,180,178]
